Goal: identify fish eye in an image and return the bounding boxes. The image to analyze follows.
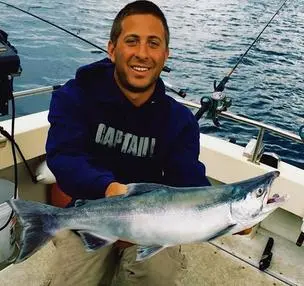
[256,188,264,197]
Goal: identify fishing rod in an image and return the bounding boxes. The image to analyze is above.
[195,0,290,122]
[0,1,108,54]
[0,1,189,98]
[214,0,289,92]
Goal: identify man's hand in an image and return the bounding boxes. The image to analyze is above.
[105,182,128,197]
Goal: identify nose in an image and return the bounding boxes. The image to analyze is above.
[135,43,149,59]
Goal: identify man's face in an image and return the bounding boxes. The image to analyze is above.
[108,14,169,96]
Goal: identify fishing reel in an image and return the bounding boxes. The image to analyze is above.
[195,79,232,127]
[0,30,21,116]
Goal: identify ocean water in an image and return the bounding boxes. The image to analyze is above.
[0,0,303,168]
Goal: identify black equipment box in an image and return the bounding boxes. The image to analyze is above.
[0,31,20,75]
[0,30,21,115]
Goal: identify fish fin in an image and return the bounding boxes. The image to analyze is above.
[208,224,237,241]
[136,245,166,261]
[7,199,60,263]
[125,183,164,197]
[76,231,115,251]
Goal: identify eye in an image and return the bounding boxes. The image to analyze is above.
[149,40,160,48]
[256,188,264,197]
[125,38,138,46]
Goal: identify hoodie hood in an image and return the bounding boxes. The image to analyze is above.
[75,57,166,107]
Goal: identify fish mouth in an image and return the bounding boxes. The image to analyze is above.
[264,171,287,206]
[266,193,288,205]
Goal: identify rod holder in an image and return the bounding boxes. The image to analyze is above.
[250,128,265,164]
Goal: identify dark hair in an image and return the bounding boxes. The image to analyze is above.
[110,0,170,47]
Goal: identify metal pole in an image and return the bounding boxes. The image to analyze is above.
[11,85,303,145]
[251,127,265,163]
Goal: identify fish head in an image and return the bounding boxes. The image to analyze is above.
[229,171,287,229]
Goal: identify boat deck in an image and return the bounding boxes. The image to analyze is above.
[0,226,303,286]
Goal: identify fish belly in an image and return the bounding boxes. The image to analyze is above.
[125,205,232,245]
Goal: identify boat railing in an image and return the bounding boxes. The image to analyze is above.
[175,97,303,164]
[12,85,304,164]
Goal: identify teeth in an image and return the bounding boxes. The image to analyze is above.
[132,66,149,72]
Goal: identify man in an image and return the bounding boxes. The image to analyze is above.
[46,1,210,285]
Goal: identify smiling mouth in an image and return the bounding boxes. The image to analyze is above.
[131,65,151,72]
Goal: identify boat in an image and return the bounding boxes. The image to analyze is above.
[0,81,302,285]
[0,1,303,283]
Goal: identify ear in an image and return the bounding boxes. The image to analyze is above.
[165,47,169,62]
[107,40,116,63]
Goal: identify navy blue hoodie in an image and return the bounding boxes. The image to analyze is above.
[46,58,209,199]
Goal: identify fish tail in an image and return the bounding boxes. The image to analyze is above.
[7,199,60,263]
